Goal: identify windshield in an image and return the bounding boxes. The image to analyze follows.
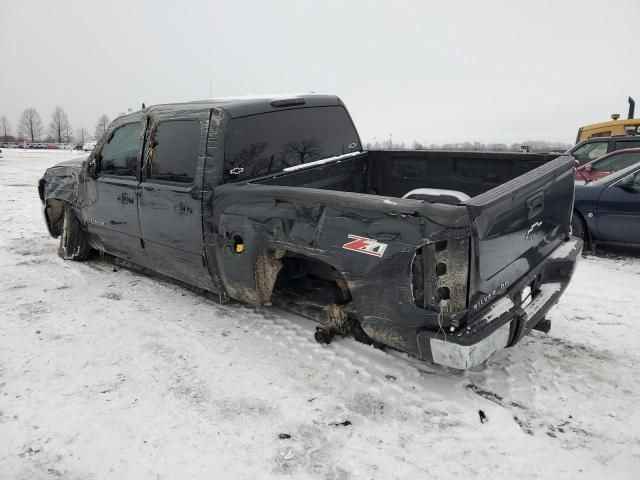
[224,106,360,181]
[570,141,608,165]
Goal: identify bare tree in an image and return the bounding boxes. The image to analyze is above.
[285,138,324,166]
[94,114,110,141]
[48,106,73,143]
[18,108,44,142]
[0,116,11,141]
[75,127,90,144]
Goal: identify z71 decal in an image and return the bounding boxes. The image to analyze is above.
[342,235,388,258]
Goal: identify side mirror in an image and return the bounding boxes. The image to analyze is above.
[87,154,98,177]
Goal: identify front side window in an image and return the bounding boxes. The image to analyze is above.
[572,141,608,164]
[99,123,142,176]
[592,151,640,172]
[224,106,360,181]
[149,120,200,183]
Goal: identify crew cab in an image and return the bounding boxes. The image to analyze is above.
[38,95,582,369]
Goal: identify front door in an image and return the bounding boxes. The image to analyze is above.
[83,120,149,266]
[597,169,640,244]
[138,113,214,290]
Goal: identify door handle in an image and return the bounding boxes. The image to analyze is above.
[526,192,544,219]
[179,202,193,214]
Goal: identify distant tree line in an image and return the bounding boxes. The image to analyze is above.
[0,107,112,145]
[1,106,573,153]
[363,139,573,153]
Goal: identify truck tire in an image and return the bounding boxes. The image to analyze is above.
[570,213,586,240]
[58,202,91,260]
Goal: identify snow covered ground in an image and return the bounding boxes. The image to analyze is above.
[1,149,639,479]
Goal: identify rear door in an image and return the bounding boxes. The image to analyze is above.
[138,111,214,290]
[596,168,640,244]
[84,120,150,266]
[464,156,575,313]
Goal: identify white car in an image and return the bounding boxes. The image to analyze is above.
[83,142,97,151]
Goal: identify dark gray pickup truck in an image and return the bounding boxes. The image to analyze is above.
[39,94,582,369]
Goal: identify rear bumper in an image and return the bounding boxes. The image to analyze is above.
[429,237,583,369]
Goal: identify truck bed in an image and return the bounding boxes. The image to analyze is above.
[251,149,561,200]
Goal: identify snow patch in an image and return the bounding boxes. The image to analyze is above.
[549,238,582,259]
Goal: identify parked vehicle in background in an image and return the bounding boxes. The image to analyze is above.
[83,141,97,151]
[575,148,640,182]
[38,95,581,369]
[576,97,640,142]
[569,135,640,165]
[573,162,640,247]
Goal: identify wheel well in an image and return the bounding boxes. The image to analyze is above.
[270,253,383,346]
[271,254,352,306]
[573,209,592,246]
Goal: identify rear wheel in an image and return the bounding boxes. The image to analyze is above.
[58,203,92,260]
[571,212,586,240]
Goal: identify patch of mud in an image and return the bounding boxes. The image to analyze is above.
[537,336,613,362]
[465,382,591,441]
[88,373,127,394]
[15,258,51,266]
[272,423,350,478]
[345,392,385,417]
[100,292,122,301]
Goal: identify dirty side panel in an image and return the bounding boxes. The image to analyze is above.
[207,182,472,356]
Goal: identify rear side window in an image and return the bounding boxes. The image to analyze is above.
[224,106,360,181]
[592,151,640,172]
[149,120,201,183]
[99,123,142,176]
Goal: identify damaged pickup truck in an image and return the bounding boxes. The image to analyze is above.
[38,94,582,369]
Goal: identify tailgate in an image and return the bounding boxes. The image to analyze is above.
[464,155,575,313]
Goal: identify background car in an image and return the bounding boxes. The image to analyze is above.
[573,161,640,247]
[575,148,640,182]
[569,135,640,165]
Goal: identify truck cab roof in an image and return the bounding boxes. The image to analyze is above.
[115,94,344,122]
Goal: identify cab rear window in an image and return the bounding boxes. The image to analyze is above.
[224,106,360,181]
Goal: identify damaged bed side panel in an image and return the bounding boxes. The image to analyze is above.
[205,180,472,356]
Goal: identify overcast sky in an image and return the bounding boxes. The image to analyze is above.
[1,0,639,144]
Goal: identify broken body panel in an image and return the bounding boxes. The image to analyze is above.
[39,95,582,369]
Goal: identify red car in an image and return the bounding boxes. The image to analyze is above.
[575,148,640,182]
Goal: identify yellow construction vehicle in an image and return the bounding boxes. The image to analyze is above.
[576,97,640,143]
